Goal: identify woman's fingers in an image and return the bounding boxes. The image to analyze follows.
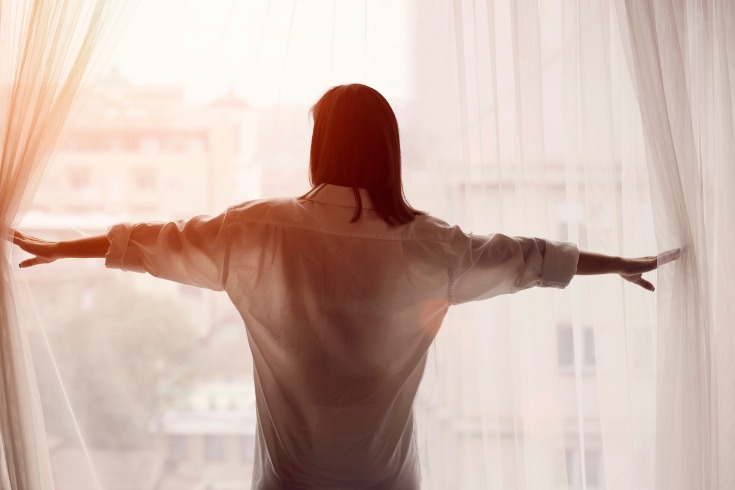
[13,232,48,244]
[11,231,37,247]
[623,247,683,275]
[620,247,682,291]
[657,247,682,266]
[639,279,655,291]
[12,234,41,254]
[11,230,58,265]
[19,257,36,268]
[621,273,655,292]
[19,256,54,268]
[624,257,658,275]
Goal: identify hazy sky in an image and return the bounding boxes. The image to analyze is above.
[108,0,569,160]
[111,0,410,106]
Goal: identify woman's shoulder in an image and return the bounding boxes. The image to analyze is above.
[226,196,299,220]
[403,213,463,241]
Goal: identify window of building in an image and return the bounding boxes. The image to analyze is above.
[205,435,225,461]
[557,326,575,371]
[240,435,255,462]
[68,167,90,190]
[185,136,206,154]
[80,287,95,311]
[132,167,156,191]
[565,446,604,488]
[123,134,138,151]
[584,328,596,367]
[557,324,596,374]
[557,201,588,248]
[140,136,160,153]
[169,434,187,461]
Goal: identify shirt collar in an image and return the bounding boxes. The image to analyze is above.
[302,184,375,210]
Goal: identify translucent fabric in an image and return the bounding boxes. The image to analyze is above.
[103,184,579,489]
[0,1,131,488]
[615,1,735,488]
[5,1,732,489]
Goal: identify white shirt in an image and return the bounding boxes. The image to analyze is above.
[105,184,579,489]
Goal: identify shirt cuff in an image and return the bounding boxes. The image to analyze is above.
[105,223,134,271]
[539,239,579,288]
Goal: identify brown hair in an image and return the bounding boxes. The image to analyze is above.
[303,84,423,226]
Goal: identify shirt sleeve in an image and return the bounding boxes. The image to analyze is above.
[104,209,232,291]
[448,229,579,305]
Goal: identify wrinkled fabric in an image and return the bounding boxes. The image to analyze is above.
[105,184,579,489]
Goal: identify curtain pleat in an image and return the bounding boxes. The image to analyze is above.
[615,0,735,488]
[6,1,732,489]
[1,1,132,488]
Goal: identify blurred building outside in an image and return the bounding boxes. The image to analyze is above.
[13,66,636,488]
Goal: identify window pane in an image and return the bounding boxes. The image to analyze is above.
[584,448,603,486]
[240,435,255,463]
[584,328,596,368]
[565,447,580,486]
[205,435,225,462]
[169,434,187,461]
[557,325,574,370]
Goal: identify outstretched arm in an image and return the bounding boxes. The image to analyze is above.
[448,230,683,305]
[11,210,232,291]
[11,230,108,267]
[575,248,682,291]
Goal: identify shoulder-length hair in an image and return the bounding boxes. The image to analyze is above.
[303,83,424,226]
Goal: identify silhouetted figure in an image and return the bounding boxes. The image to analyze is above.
[12,84,680,489]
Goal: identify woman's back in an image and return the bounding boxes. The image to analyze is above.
[11,83,670,489]
[102,183,577,488]
[8,174,668,489]
[226,186,452,488]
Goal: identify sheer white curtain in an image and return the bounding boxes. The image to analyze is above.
[1,1,130,488]
[616,0,735,488]
[410,1,660,488]
[9,1,732,489]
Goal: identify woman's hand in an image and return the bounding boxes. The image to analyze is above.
[9,230,109,267]
[618,248,682,291]
[575,247,682,291]
[11,230,60,268]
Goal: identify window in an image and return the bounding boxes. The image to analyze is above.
[133,167,156,191]
[557,201,588,248]
[557,324,596,374]
[140,136,160,153]
[80,287,95,311]
[557,326,574,371]
[68,167,90,190]
[204,435,225,461]
[240,435,255,462]
[123,134,138,151]
[169,435,187,461]
[584,328,596,367]
[565,446,604,488]
[185,136,206,154]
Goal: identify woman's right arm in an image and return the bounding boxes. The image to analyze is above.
[12,230,109,267]
[12,209,233,291]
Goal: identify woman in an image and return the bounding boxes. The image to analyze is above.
[12,84,680,489]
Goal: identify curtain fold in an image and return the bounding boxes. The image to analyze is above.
[412,2,648,488]
[7,1,732,489]
[0,1,131,488]
[614,1,735,488]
